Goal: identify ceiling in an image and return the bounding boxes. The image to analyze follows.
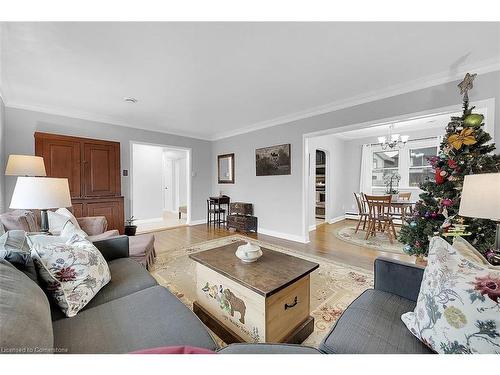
[1,22,499,140]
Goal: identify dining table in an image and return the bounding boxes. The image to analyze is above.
[390,199,416,222]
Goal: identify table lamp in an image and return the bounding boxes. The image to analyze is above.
[10,177,72,233]
[5,155,47,176]
[459,173,500,252]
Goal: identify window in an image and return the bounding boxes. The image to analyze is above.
[409,146,438,187]
[372,151,399,187]
[369,138,439,191]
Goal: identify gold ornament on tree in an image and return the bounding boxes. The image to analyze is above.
[447,128,477,150]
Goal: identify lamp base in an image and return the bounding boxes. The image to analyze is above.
[496,222,500,252]
[40,209,50,234]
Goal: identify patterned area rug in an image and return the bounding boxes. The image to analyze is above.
[335,225,405,254]
[150,235,373,348]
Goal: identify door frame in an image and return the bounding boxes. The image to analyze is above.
[129,141,192,225]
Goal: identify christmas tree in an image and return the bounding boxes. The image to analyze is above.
[398,73,500,260]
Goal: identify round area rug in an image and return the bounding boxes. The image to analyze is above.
[334,226,405,254]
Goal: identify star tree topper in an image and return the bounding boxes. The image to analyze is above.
[457,72,477,100]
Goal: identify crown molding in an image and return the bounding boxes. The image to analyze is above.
[3,100,212,141]
[211,59,500,140]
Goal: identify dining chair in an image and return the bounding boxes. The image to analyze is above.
[353,192,369,233]
[393,192,412,220]
[364,194,397,244]
[398,192,411,200]
[207,196,230,227]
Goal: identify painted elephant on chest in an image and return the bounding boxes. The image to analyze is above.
[223,288,246,324]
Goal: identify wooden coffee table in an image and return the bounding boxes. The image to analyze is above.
[189,241,319,344]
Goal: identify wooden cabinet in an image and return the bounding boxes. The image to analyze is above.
[35,132,124,234]
[35,137,82,198]
[83,142,120,197]
[72,197,124,234]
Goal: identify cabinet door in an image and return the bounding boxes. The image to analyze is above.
[71,203,84,218]
[36,138,82,198]
[83,142,120,197]
[86,200,124,234]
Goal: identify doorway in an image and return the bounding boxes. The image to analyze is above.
[131,142,190,233]
[315,150,327,226]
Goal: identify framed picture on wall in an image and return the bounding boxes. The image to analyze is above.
[255,144,291,176]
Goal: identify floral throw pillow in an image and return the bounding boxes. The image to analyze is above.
[401,236,500,354]
[30,235,111,317]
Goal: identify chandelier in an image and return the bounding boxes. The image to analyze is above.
[377,124,409,151]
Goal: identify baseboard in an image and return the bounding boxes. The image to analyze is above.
[134,217,163,225]
[189,219,207,226]
[308,224,316,232]
[328,215,345,224]
[258,228,309,244]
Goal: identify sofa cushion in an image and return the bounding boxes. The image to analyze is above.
[319,289,433,354]
[0,259,54,353]
[47,210,71,235]
[0,230,38,282]
[0,230,31,266]
[131,346,215,354]
[52,285,218,353]
[31,236,111,317]
[218,343,321,354]
[87,230,119,243]
[86,258,158,309]
[0,210,39,232]
[50,257,158,320]
[402,236,500,354]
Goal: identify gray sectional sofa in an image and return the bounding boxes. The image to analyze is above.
[319,257,432,354]
[1,233,429,354]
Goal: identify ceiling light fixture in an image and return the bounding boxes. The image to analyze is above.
[377,124,409,151]
[123,97,138,104]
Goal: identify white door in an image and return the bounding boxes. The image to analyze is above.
[163,156,174,212]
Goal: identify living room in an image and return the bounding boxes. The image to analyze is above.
[1,2,500,374]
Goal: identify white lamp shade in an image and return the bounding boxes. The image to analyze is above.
[459,173,500,220]
[5,155,47,176]
[10,177,72,210]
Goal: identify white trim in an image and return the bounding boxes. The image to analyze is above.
[212,61,500,140]
[308,224,316,232]
[4,100,211,141]
[304,98,495,139]
[189,219,207,226]
[3,62,499,142]
[258,228,309,244]
[328,215,345,224]
[134,217,163,225]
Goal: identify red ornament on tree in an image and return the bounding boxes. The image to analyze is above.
[435,168,446,184]
[447,159,458,169]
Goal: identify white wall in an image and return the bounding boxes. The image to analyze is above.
[132,144,164,221]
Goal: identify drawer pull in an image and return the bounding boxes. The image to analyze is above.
[284,296,298,310]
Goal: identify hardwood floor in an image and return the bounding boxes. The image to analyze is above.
[153,219,414,271]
